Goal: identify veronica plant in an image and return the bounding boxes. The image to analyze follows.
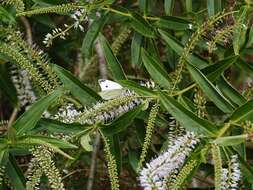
[0,0,253,190]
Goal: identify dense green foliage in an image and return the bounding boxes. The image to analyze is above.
[0,0,253,189]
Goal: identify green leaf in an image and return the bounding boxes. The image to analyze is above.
[0,7,16,24]
[138,0,149,15]
[207,0,222,17]
[228,99,253,123]
[216,76,246,107]
[80,134,93,151]
[159,29,208,69]
[164,0,174,15]
[101,103,146,135]
[0,64,17,106]
[0,149,8,167]
[5,155,26,190]
[18,135,78,149]
[158,90,217,136]
[128,150,139,172]
[81,13,109,58]
[13,89,63,136]
[16,136,75,159]
[0,150,8,189]
[141,48,171,89]
[240,159,253,184]
[214,135,247,146]
[131,32,143,67]
[246,26,253,47]
[99,34,127,80]
[118,80,156,97]
[53,64,101,106]
[233,6,250,55]
[236,59,253,77]
[202,56,238,82]
[187,63,235,113]
[154,16,191,30]
[185,0,192,13]
[146,38,160,63]
[130,12,155,38]
[34,118,84,134]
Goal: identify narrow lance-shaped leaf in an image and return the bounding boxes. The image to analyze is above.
[34,118,84,135]
[236,59,253,78]
[187,63,235,113]
[164,0,174,15]
[202,56,238,82]
[130,12,155,38]
[0,64,18,106]
[53,64,101,106]
[13,89,64,136]
[18,135,78,149]
[158,90,217,136]
[233,6,250,55]
[141,48,172,89]
[154,16,192,30]
[131,32,143,67]
[81,13,110,58]
[217,76,246,107]
[5,155,26,190]
[16,136,75,159]
[228,99,253,123]
[214,135,247,146]
[99,34,126,80]
[185,0,192,13]
[0,149,8,189]
[207,0,222,17]
[159,29,208,69]
[138,0,149,15]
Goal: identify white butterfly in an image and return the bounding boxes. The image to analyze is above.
[98,79,123,91]
[98,79,124,100]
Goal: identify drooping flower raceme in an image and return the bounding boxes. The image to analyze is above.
[221,154,240,190]
[221,154,241,190]
[221,168,229,190]
[71,8,87,31]
[51,103,81,124]
[229,155,241,188]
[10,66,37,109]
[139,131,199,190]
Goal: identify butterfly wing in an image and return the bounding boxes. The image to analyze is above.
[98,79,125,100]
[98,79,123,91]
[99,89,125,100]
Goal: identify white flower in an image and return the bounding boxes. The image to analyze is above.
[229,155,240,189]
[139,132,199,190]
[80,98,143,125]
[43,33,53,46]
[51,104,81,124]
[11,66,37,109]
[220,154,241,190]
[221,169,229,190]
[71,8,87,32]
